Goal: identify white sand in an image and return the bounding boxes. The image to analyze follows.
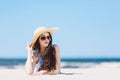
[0,62,120,80]
[0,67,120,80]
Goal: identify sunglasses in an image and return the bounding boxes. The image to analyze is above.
[40,36,50,41]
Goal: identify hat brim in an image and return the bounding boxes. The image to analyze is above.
[31,27,58,46]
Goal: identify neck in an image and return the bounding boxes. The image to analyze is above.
[40,46,45,54]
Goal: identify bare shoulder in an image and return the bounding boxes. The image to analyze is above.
[53,44,59,49]
[53,44,60,53]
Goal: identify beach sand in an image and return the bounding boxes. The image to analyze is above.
[0,63,120,80]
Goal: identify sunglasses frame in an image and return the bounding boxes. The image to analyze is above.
[40,35,51,41]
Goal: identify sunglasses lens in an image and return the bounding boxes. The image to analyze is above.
[47,36,50,40]
[41,36,50,41]
[41,37,46,40]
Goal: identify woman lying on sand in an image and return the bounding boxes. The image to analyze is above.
[25,27,60,75]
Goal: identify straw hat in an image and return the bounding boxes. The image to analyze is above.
[31,27,59,46]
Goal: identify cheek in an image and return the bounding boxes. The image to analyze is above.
[39,41,43,44]
[39,39,42,45]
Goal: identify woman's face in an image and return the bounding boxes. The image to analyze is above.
[39,32,51,47]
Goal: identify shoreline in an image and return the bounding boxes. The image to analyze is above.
[0,62,120,69]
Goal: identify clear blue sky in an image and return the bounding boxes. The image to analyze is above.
[0,0,120,58]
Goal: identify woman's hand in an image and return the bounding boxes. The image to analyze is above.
[26,41,39,63]
[26,41,32,53]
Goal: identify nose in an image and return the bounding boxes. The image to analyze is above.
[45,38,49,41]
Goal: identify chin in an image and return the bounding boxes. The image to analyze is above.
[44,44,49,47]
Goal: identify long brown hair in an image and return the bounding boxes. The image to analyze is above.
[33,32,56,71]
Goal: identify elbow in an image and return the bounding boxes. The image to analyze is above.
[28,72,33,75]
[55,70,60,75]
[25,69,34,75]
[26,71,33,75]
[25,66,34,75]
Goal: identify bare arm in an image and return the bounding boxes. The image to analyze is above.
[48,44,61,74]
[25,42,36,75]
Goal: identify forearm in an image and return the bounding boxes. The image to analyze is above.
[32,70,60,75]
[45,70,60,75]
[25,52,35,75]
